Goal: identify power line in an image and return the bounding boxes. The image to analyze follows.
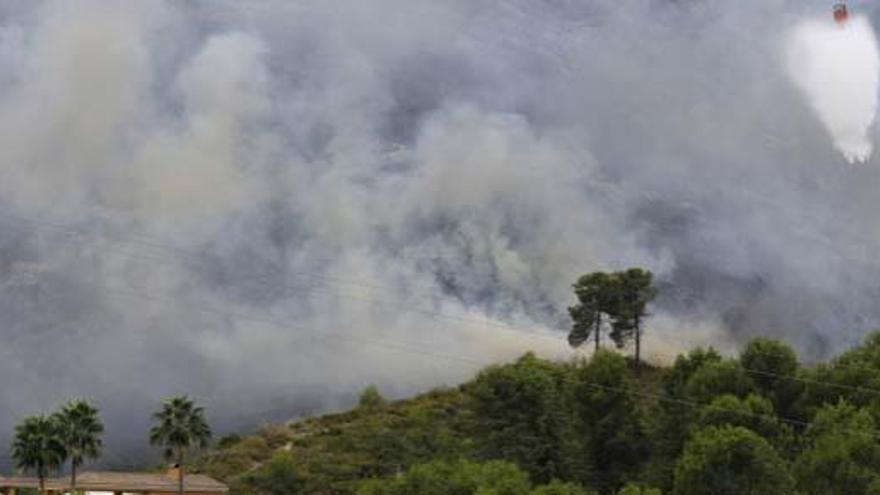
[71,272,880,430]
[5,212,880,401]
[82,247,880,401]
[583,383,810,431]
[5,269,879,472]
[642,332,880,398]
[93,281,514,369]
[564,328,880,399]
[1,210,865,375]
[570,325,880,398]
[579,380,880,443]
[0,214,565,343]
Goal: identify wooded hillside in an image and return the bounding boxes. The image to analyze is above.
[198,334,880,495]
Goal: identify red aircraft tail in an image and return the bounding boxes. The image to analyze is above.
[834,3,849,25]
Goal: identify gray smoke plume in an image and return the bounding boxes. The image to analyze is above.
[0,0,879,464]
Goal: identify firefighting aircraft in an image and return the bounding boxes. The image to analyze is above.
[834,2,849,25]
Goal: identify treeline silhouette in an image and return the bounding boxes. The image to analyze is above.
[199,331,880,495]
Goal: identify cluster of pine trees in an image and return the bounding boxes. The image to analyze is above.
[567,268,657,370]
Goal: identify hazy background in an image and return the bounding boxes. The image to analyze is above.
[1,0,880,465]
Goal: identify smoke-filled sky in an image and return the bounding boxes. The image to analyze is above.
[2,0,880,464]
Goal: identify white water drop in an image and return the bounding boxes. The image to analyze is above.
[786,15,880,163]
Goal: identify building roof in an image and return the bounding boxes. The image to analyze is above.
[0,471,228,493]
[0,476,67,490]
[76,471,228,492]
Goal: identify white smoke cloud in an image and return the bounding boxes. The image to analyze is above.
[1,0,880,464]
[131,32,269,233]
[786,15,880,163]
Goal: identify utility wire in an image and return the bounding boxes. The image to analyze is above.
[641,332,880,398]
[73,267,880,430]
[7,274,878,470]
[581,380,880,444]
[95,281,507,368]
[0,214,563,342]
[70,243,880,400]
[0,213,851,367]
[4,213,880,399]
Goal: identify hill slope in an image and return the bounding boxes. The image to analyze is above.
[197,335,880,495]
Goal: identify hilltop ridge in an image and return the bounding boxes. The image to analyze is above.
[196,333,880,495]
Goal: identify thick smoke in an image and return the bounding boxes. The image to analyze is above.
[1,0,880,464]
[787,14,880,163]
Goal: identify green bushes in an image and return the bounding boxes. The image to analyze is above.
[673,426,794,495]
[201,333,880,495]
[793,401,880,495]
[469,353,580,483]
[358,459,593,495]
[236,452,305,495]
[359,385,387,410]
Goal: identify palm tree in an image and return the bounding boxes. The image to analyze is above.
[149,396,211,495]
[11,415,66,495]
[54,399,104,493]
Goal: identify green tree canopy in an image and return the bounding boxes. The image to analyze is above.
[53,399,103,492]
[606,268,657,370]
[645,347,724,489]
[569,272,617,351]
[617,485,662,495]
[359,385,387,410]
[358,459,594,495]
[694,394,789,448]
[12,415,66,495]
[532,481,596,495]
[357,459,533,495]
[739,338,802,418]
[568,269,658,369]
[575,351,648,492]
[684,360,755,404]
[664,348,723,395]
[802,332,880,411]
[794,401,880,495]
[469,353,580,483]
[673,426,794,495]
[149,396,212,495]
[237,452,305,495]
[739,338,798,389]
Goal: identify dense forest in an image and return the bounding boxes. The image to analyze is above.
[197,333,880,495]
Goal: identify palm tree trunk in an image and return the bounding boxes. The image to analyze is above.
[593,312,601,353]
[70,461,77,494]
[39,467,45,495]
[177,451,184,495]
